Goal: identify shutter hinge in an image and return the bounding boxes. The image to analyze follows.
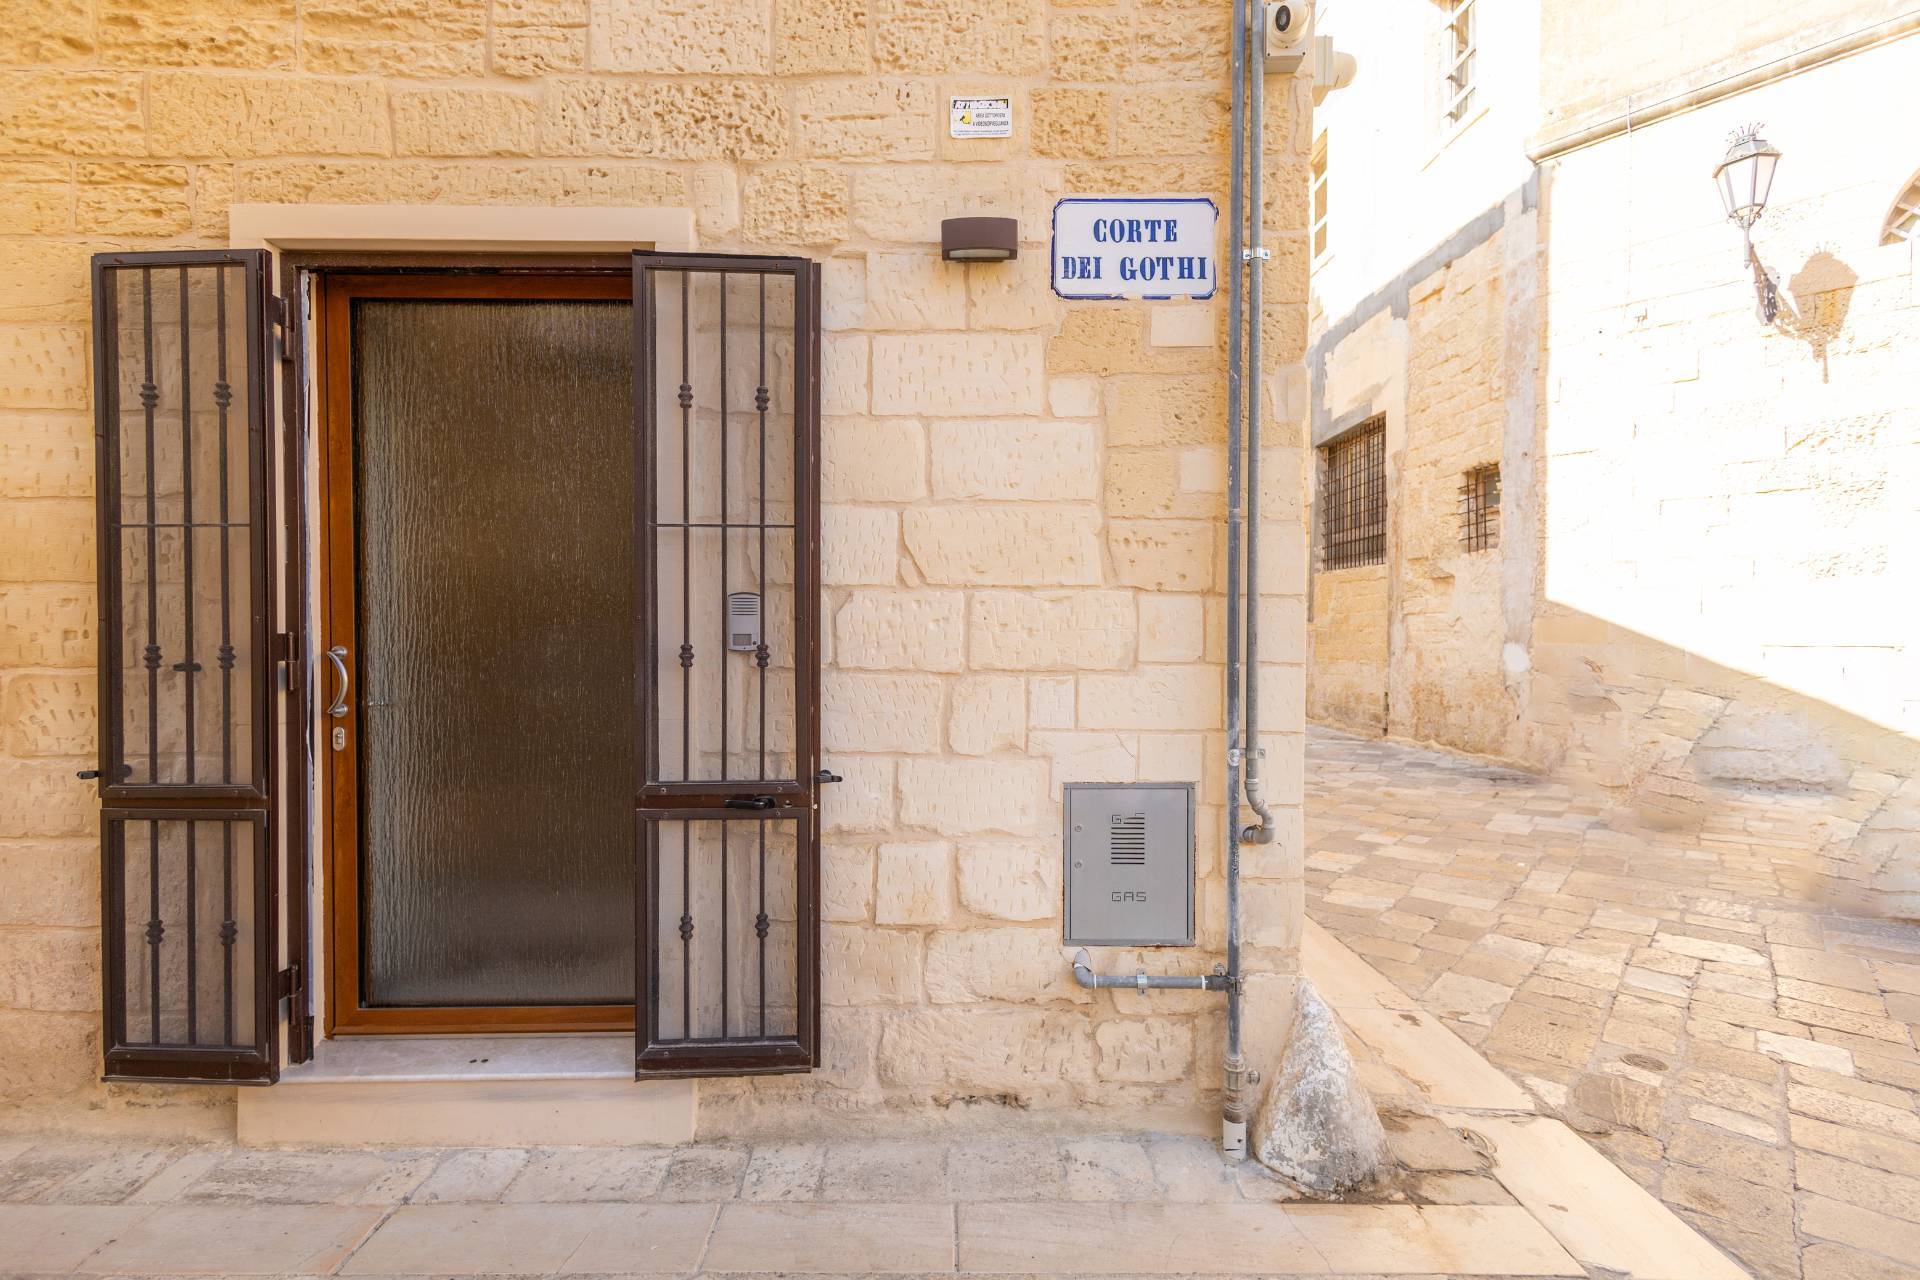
[272,294,296,364]
[271,631,299,665]
[275,963,301,1000]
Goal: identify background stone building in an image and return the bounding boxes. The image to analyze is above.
[1306,0,1919,913]
[0,0,1310,1138]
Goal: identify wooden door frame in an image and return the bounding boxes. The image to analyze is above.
[314,267,637,1035]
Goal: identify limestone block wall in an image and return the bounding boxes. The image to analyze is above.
[0,0,1312,1134]
[1306,29,1919,911]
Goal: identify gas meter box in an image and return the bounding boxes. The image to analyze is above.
[1063,782,1195,946]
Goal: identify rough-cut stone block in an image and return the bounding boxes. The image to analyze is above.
[821,924,922,1004]
[299,0,486,75]
[1028,676,1075,729]
[821,334,869,415]
[904,507,1101,586]
[0,162,75,234]
[851,163,1061,244]
[0,328,88,410]
[1049,308,1214,376]
[879,1008,1095,1089]
[0,586,94,666]
[928,928,1086,1004]
[871,335,1045,415]
[592,0,769,73]
[0,840,97,928]
[1030,729,1139,793]
[97,0,296,69]
[822,672,942,753]
[821,841,874,922]
[543,79,786,160]
[0,244,92,324]
[0,759,95,838]
[873,0,1046,74]
[1106,449,1220,520]
[823,505,899,586]
[898,758,1047,835]
[1032,88,1111,159]
[875,841,954,925]
[1048,377,1100,418]
[251,160,686,208]
[930,421,1098,501]
[2,0,95,66]
[1,498,91,579]
[491,0,588,77]
[949,675,1025,756]
[864,253,967,329]
[1095,1018,1192,1082]
[0,72,143,158]
[822,754,894,833]
[0,1009,95,1099]
[1079,666,1222,731]
[1108,520,1214,590]
[148,72,389,158]
[1114,89,1228,157]
[775,0,871,73]
[75,163,193,235]
[1109,374,1228,446]
[834,590,965,671]
[0,928,96,1013]
[394,88,541,156]
[742,163,849,245]
[968,591,1133,671]
[956,842,1058,922]
[822,419,926,502]
[797,80,935,161]
[1138,594,1206,662]
[969,253,1061,331]
[3,674,93,757]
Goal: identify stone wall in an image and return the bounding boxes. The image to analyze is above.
[0,1,1312,1134]
[1306,29,1919,913]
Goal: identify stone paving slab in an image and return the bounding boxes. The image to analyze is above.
[1304,724,1920,1280]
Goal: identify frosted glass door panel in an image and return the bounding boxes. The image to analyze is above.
[352,298,634,1007]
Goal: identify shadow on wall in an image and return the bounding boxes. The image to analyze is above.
[1772,248,1859,381]
[1524,603,1919,921]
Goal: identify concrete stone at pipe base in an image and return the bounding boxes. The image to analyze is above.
[1251,978,1386,1194]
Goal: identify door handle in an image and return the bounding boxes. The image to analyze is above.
[724,795,778,811]
[816,768,843,785]
[324,646,351,718]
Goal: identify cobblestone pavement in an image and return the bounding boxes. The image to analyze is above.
[0,1130,1594,1277]
[1305,725,1920,1280]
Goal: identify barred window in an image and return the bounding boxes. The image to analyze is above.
[1445,0,1477,126]
[1461,463,1499,552]
[1320,420,1386,570]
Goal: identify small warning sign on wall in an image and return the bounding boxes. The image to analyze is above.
[949,96,1013,139]
[1052,197,1218,301]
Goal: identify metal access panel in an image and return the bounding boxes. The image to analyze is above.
[1064,782,1195,946]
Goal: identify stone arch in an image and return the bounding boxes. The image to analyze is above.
[1880,166,1920,245]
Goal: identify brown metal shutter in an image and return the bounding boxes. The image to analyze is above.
[89,251,283,1083]
[631,252,823,1077]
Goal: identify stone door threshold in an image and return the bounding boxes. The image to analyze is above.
[281,1034,633,1084]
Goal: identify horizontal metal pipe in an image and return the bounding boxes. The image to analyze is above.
[1072,948,1228,992]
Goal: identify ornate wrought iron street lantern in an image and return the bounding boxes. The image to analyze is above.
[1713,123,1782,322]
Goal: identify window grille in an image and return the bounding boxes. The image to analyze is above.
[1445,0,1477,126]
[1320,419,1385,570]
[1460,463,1500,552]
[1311,133,1330,260]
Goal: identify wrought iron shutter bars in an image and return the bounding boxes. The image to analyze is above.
[89,250,283,1083]
[632,253,824,1078]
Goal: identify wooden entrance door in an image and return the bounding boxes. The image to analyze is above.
[317,271,637,1034]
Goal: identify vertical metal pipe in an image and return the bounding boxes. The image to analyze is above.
[1241,2,1276,850]
[1221,0,1251,1159]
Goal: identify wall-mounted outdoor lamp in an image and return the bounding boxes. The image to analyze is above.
[1713,123,1782,323]
[941,216,1018,262]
